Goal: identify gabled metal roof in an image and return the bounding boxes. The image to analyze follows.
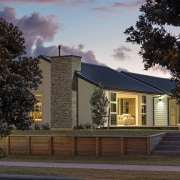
[39,55,174,95]
[76,63,164,94]
[38,55,51,62]
[121,71,175,95]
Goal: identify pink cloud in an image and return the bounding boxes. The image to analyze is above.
[33,40,100,64]
[0,4,104,65]
[90,0,146,14]
[0,7,61,56]
[112,46,132,61]
[0,0,92,6]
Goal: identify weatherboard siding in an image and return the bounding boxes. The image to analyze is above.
[146,95,154,126]
[154,95,168,126]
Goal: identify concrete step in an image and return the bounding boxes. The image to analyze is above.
[154,145,180,151]
[163,136,180,141]
[152,133,180,155]
[153,150,180,155]
[160,141,180,145]
[166,133,180,137]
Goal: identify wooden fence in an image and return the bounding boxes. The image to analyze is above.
[0,133,165,156]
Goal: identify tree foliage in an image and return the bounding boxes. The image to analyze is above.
[90,84,109,127]
[124,0,180,102]
[0,18,42,137]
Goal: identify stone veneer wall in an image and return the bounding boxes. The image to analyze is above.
[51,55,81,128]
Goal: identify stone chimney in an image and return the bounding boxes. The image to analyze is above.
[51,55,81,129]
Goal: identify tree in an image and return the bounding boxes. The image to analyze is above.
[0,18,42,137]
[90,84,109,127]
[124,0,180,102]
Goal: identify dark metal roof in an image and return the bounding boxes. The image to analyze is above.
[121,71,175,95]
[76,63,164,94]
[39,54,173,95]
[38,55,51,62]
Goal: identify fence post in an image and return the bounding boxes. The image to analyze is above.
[48,136,53,156]
[27,136,31,155]
[146,137,151,156]
[72,136,76,156]
[96,137,100,156]
[121,137,125,156]
[5,136,10,155]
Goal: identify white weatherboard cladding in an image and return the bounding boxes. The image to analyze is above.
[154,95,168,126]
[146,95,154,126]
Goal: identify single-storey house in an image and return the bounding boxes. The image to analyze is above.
[32,54,180,129]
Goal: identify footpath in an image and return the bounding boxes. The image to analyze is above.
[0,161,180,172]
[0,161,180,180]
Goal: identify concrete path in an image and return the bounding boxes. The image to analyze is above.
[0,161,180,172]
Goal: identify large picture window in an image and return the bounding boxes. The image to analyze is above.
[30,93,42,121]
[117,97,136,125]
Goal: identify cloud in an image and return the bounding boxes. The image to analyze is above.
[112,46,131,61]
[0,0,93,6]
[90,0,146,14]
[151,65,171,74]
[0,7,61,56]
[0,5,101,65]
[117,67,128,72]
[60,44,100,64]
[32,40,100,64]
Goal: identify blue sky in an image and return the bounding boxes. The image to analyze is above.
[0,0,171,78]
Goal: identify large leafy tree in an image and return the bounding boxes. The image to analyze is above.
[124,0,180,102]
[0,18,42,137]
[90,84,109,127]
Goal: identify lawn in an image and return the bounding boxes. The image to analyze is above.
[11,129,179,136]
[0,166,180,180]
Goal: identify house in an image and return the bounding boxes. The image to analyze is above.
[32,54,180,129]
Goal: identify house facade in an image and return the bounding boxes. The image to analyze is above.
[32,55,180,129]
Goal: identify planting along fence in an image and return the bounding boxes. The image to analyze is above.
[0,133,165,156]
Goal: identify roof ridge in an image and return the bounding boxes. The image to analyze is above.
[121,71,171,95]
[121,71,171,80]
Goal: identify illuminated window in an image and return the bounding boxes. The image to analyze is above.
[110,93,117,125]
[30,93,42,121]
[141,96,147,125]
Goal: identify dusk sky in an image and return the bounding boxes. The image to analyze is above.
[0,0,172,78]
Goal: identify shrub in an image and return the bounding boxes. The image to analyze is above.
[41,123,50,130]
[34,123,41,130]
[0,148,6,159]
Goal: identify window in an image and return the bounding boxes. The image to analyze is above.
[169,99,180,125]
[119,98,135,116]
[110,93,117,125]
[30,93,42,121]
[141,96,146,125]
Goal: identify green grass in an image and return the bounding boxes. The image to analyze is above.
[1,155,180,179]
[0,166,180,180]
[11,129,180,136]
[2,154,180,166]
